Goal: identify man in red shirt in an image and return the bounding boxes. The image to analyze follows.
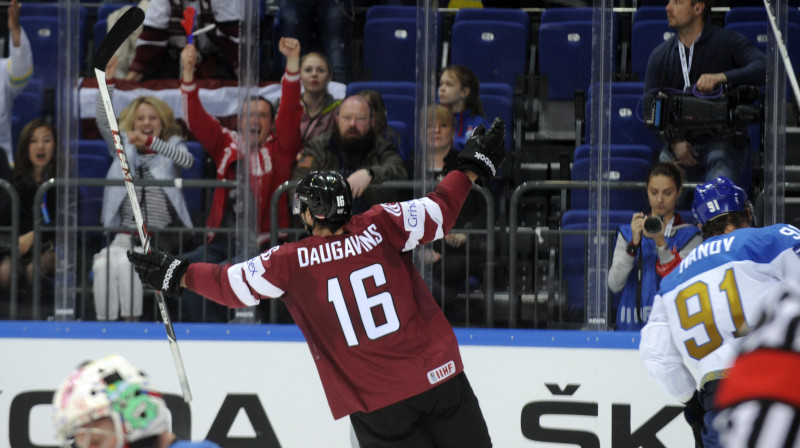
[177,37,303,322]
[128,119,506,447]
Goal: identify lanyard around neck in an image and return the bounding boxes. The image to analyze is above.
[678,33,701,91]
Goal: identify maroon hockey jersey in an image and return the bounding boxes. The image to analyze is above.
[186,171,474,419]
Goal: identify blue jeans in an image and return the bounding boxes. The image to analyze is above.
[177,234,232,323]
[279,0,353,83]
[659,138,745,185]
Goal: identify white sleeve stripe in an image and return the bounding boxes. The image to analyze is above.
[402,205,426,252]
[226,263,260,306]
[401,198,444,252]
[420,197,444,239]
[227,262,285,305]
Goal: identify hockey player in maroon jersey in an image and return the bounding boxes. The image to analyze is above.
[127,118,506,447]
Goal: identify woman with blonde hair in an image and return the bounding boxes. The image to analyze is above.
[92,57,195,321]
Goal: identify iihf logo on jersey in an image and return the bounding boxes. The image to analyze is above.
[427,361,456,385]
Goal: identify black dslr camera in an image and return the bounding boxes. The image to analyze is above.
[646,85,762,135]
[644,215,663,233]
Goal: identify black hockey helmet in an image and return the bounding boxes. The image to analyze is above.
[293,171,353,226]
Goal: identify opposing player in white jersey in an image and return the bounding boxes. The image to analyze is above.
[640,176,800,448]
[127,119,507,448]
[713,277,800,448]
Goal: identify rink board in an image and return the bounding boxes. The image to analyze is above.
[0,322,695,447]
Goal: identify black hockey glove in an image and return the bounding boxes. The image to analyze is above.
[127,249,190,296]
[683,390,705,448]
[457,117,506,184]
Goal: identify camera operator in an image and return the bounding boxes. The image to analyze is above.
[644,0,765,186]
[608,163,702,331]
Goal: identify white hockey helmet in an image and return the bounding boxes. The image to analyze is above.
[52,354,170,448]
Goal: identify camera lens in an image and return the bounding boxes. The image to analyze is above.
[643,216,663,233]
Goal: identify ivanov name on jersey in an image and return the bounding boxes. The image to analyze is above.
[297,224,384,267]
[678,236,736,274]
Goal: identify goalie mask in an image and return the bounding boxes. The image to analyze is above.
[692,176,749,226]
[52,354,170,448]
[293,171,353,229]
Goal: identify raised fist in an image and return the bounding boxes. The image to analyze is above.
[127,249,190,296]
[457,117,506,183]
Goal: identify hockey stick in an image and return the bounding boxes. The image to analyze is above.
[763,0,800,110]
[93,7,193,403]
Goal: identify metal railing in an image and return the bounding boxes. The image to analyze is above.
[30,177,236,320]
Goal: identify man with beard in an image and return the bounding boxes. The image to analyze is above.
[176,37,303,322]
[294,95,407,212]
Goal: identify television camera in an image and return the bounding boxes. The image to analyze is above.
[646,85,763,137]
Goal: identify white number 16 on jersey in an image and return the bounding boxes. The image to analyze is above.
[328,263,400,347]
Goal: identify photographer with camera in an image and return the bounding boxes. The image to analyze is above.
[644,0,765,186]
[608,163,702,331]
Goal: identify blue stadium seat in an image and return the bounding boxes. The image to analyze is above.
[724,7,800,27]
[560,209,635,314]
[381,94,415,159]
[585,92,661,153]
[93,18,108,54]
[539,21,595,100]
[366,5,418,20]
[481,94,513,150]
[574,144,656,163]
[78,139,113,165]
[182,141,208,225]
[570,156,650,211]
[386,119,411,161]
[631,20,674,81]
[363,18,419,81]
[725,21,800,72]
[20,16,87,88]
[20,3,88,24]
[539,8,617,100]
[450,20,528,86]
[454,7,530,28]
[77,154,112,228]
[632,6,667,22]
[481,82,513,99]
[11,91,43,156]
[345,81,416,98]
[540,7,594,23]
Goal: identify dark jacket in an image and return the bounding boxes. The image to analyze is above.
[294,130,408,209]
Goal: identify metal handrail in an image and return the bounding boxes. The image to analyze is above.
[508,180,647,328]
[31,177,236,320]
[0,180,19,318]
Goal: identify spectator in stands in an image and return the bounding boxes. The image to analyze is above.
[0,118,56,317]
[438,65,488,151]
[92,57,194,322]
[357,89,402,152]
[608,162,702,331]
[278,0,353,83]
[126,0,240,81]
[299,51,341,144]
[2,0,33,177]
[178,37,303,322]
[405,105,488,324]
[53,354,222,448]
[293,95,407,214]
[643,0,765,185]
